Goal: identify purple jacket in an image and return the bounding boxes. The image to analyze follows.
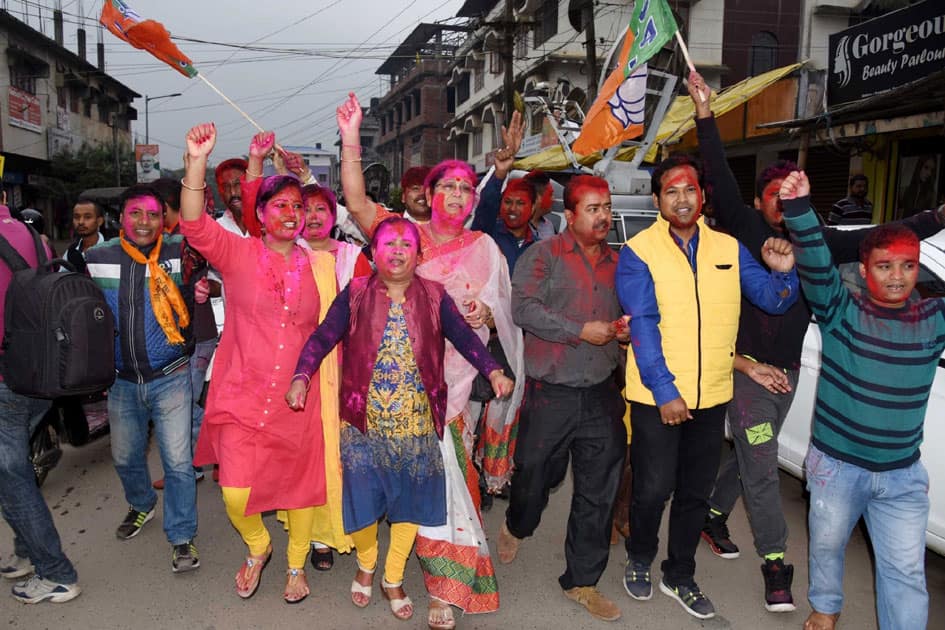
[294,274,501,438]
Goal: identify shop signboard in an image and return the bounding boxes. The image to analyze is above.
[828,0,945,106]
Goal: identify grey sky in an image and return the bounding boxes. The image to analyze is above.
[10,0,465,165]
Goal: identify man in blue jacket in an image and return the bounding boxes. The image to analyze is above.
[86,184,199,573]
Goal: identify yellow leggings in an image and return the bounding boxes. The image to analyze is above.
[349,521,419,585]
[221,487,315,569]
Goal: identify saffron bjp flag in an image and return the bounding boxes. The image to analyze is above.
[572,0,678,155]
[100,0,197,78]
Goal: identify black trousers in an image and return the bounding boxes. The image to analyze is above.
[505,377,626,590]
[626,401,727,586]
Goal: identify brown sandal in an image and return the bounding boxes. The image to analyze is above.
[235,544,272,599]
[284,568,309,604]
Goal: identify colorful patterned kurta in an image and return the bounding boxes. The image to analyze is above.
[341,302,445,532]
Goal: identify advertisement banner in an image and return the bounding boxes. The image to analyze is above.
[135,144,160,183]
[828,0,945,106]
[8,87,42,133]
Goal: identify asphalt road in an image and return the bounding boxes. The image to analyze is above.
[2,438,943,629]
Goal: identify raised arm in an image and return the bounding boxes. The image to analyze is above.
[181,123,215,222]
[337,92,378,234]
[688,71,754,231]
[780,171,848,327]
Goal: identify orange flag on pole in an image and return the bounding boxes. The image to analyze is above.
[100,0,198,78]
[572,0,678,155]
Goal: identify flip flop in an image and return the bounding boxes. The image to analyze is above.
[381,578,413,621]
[235,545,272,599]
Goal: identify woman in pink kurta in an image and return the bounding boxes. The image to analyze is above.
[180,124,337,604]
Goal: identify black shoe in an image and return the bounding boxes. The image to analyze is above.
[116,506,155,540]
[701,512,740,559]
[659,579,716,619]
[310,544,334,572]
[761,559,796,612]
[172,541,200,573]
[480,491,494,512]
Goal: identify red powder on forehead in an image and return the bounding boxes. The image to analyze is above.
[663,168,699,191]
[880,240,920,257]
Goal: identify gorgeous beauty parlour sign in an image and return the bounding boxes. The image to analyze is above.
[828,0,944,106]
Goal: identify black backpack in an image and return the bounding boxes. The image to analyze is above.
[0,228,116,398]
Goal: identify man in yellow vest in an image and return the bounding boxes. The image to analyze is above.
[616,154,798,620]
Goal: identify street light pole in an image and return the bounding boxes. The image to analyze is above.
[144,92,182,144]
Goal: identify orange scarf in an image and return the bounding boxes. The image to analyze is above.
[119,232,190,345]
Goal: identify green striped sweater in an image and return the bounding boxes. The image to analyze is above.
[783,197,945,471]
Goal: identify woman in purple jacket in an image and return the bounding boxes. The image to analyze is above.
[286,217,512,624]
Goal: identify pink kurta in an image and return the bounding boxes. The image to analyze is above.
[181,212,325,515]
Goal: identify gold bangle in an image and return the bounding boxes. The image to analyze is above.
[341,158,362,163]
[246,168,263,178]
[180,178,207,192]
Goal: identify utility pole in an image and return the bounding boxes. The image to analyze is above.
[502,0,515,121]
[582,1,598,102]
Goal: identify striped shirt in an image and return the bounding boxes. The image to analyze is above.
[827,196,873,225]
[783,197,945,470]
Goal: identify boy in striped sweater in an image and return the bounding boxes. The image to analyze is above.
[780,171,943,630]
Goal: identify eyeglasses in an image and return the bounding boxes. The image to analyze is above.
[434,180,474,196]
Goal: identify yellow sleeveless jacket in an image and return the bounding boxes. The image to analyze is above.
[625,215,741,409]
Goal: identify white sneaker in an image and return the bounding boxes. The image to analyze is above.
[0,554,34,580]
[11,575,81,604]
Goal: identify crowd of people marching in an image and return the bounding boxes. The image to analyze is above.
[1,71,942,630]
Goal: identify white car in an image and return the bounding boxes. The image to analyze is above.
[778,229,945,555]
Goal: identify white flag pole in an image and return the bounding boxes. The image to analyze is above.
[198,74,286,152]
[674,30,706,102]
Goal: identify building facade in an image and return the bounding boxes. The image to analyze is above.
[0,10,137,238]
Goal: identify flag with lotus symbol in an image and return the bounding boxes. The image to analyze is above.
[572,0,677,155]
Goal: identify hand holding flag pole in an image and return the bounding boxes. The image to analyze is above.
[673,31,706,102]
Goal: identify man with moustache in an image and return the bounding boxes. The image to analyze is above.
[499,175,628,622]
[215,159,249,237]
[64,199,105,274]
[85,184,198,573]
[399,167,431,223]
[617,154,799,620]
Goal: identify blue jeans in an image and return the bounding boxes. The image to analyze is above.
[190,340,216,458]
[0,381,77,583]
[108,368,196,545]
[806,445,929,629]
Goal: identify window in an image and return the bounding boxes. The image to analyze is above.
[413,90,421,115]
[474,67,484,91]
[69,87,79,114]
[456,73,470,104]
[9,64,36,94]
[83,99,92,118]
[515,26,528,58]
[472,128,483,155]
[749,32,778,76]
[533,0,558,47]
[490,51,503,75]
[318,173,328,183]
[57,87,67,108]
